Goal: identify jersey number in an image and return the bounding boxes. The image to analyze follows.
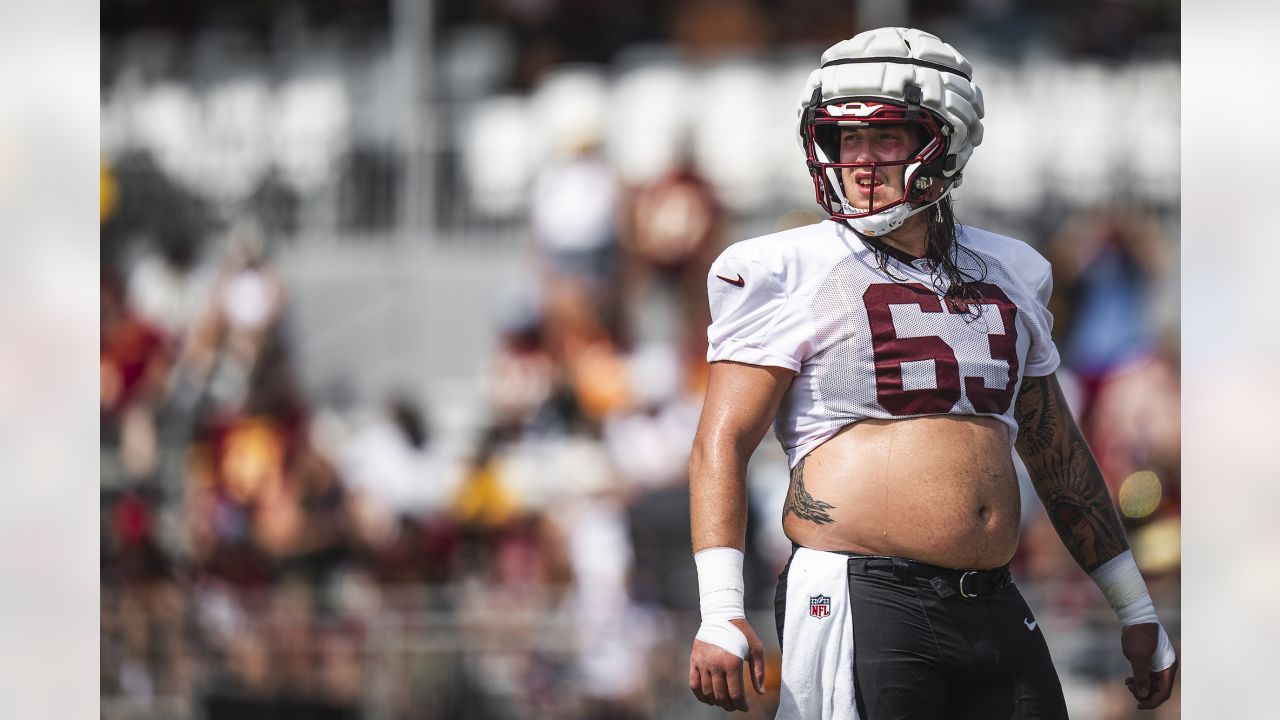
[862,282,1019,416]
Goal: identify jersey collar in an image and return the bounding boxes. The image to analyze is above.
[830,218,934,270]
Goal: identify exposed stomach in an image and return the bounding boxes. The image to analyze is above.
[782,415,1021,570]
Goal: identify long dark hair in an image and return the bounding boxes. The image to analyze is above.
[862,195,989,315]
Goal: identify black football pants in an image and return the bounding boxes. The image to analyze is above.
[776,551,1070,719]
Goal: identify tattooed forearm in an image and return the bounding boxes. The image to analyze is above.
[1014,374,1056,455]
[782,457,836,525]
[1014,375,1128,571]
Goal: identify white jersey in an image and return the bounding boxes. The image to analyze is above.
[706,220,1059,468]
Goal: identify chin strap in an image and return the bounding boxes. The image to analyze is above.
[844,183,955,237]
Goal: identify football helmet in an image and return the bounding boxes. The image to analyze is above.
[796,27,985,236]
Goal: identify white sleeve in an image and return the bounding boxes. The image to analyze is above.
[705,246,811,372]
[1023,258,1061,377]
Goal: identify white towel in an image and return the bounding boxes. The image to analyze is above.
[775,547,858,720]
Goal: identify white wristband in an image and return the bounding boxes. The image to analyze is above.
[1089,550,1177,672]
[694,547,749,659]
[1088,550,1158,626]
[1151,623,1177,672]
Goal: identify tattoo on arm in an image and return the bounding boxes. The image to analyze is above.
[1014,375,1128,571]
[1014,375,1056,455]
[782,457,836,525]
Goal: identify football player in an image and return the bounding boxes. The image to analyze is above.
[687,27,1177,718]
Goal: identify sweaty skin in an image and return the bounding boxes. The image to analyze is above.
[783,415,1021,569]
[778,130,1021,569]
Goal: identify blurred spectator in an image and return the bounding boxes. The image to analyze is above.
[601,345,700,490]
[101,268,171,484]
[484,304,556,429]
[540,283,631,424]
[103,489,174,586]
[530,132,622,329]
[565,503,658,720]
[619,155,722,381]
[338,394,466,585]
[182,219,286,415]
[1086,345,1181,506]
[252,436,348,584]
[101,475,191,711]
[127,228,213,343]
[451,425,522,530]
[340,394,455,519]
[1045,207,1174,407]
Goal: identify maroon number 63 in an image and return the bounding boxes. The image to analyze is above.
[862,282,1019,416]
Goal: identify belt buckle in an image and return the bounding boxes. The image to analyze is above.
[958,570,979,598]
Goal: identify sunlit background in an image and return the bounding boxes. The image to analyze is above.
[99,1,1181,718]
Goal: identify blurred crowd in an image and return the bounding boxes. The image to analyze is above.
[101,3,1181,720]
[101,160,1181,720]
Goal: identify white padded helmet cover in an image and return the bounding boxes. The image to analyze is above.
[796,27,985,179]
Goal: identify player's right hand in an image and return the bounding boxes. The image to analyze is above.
[689,618,766,713]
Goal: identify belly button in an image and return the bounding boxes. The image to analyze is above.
[978,506,992,522]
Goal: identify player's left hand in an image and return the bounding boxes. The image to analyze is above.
[1121,622,1178,710]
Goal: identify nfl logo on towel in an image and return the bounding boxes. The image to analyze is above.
[809,594,831,619]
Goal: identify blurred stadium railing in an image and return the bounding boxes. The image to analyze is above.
[101,585,1178,720]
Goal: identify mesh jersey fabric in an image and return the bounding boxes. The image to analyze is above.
[706,219,1058,468]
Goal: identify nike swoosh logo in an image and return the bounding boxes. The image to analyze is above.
[716,273,745,287]
[1024,618,1038,632]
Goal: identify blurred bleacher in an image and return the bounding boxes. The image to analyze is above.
[102,35,1179,415]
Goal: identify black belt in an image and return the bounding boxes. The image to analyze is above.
[848,554,1012,599]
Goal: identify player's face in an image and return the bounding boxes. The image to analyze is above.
[838,124,916,211]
